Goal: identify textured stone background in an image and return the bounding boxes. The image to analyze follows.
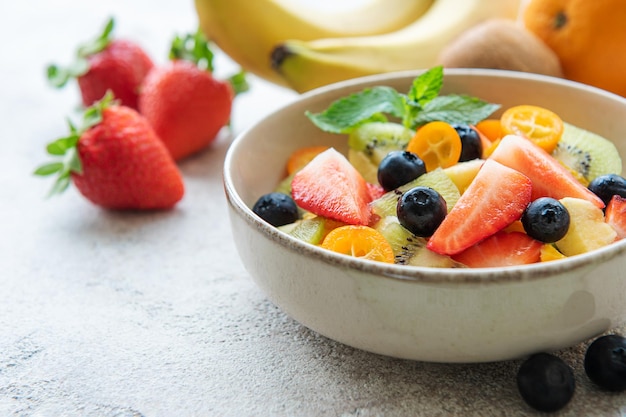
[1,1,626,416]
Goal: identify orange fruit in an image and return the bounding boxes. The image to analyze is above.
[500,105,564,153]
[321,225,395,263]
[474,119,504,143]
[406,121,462,171]
[522,0,626,97]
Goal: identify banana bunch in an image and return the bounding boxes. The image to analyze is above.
[195,0,521,92]
[194,0,434,86]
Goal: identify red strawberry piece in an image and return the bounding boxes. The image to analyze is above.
[139,60,233,161]
[605,195,626,239]
[138,30,244,161]
[47,18,154,110]
[366,182,385,201]
[490,134,605,208]
[427,159,532,255]
[291,148,372,225]
[452,231,542,268]
[34,93,184,210]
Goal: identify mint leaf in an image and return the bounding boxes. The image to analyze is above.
[412,94,500,127]
[306,86,406,133]
[407,66,443,107]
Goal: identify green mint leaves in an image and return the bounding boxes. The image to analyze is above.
[303,86,405,134]
[46,17,115,88]
[34,92,114,196]
[306,66,500,133]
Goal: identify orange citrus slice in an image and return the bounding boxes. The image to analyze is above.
[500,105,564,153]
[406,121,462,171]
[321,225,394,263]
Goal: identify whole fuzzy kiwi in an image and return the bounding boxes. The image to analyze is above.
[438,19,563,78]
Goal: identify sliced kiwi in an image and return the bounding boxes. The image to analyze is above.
[375,216,465,268]
[552,122,622,182]
[370,168,461,218]
[274,172,295,195]
[282,216,344,245]
[348,122,415,182]
[348,148,379,184]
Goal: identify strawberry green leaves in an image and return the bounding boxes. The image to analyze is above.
[306,66,500,133]
[168,29,250,96]
[46,17,115,88]
[169,29,215,72]
[34,92,112,196]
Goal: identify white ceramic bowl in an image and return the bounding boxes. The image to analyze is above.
[224,69,626,363]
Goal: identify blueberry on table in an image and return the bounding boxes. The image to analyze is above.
[396,186,446,237]
[252,192,299,227]
[516,352,575,412]
[588,174,626,206]
[584,334,626,392]
[377,150,426,191]
[451,123,482,162]
[521,197,570,242]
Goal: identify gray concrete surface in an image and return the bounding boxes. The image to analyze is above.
[1,1,626,415]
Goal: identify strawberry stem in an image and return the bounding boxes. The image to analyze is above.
[169,30,215,72]
[46,17,115,89]
[34,92,115,197]
[169,29,250,95]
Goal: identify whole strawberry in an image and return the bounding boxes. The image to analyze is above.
[47,18,154,110]
[35,93,184,210]
[138,31,247,161]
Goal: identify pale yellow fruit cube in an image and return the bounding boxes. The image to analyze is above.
[555,197,617,256]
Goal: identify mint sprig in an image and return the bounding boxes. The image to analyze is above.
[306,66,500,133]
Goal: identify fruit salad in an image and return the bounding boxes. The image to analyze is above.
[252,67,626,268]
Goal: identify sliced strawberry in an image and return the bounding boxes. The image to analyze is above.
[366,182,385,201]
[605,195,626,239]
[490,135,605,208]
[291,148,372,225]
[452,231,542,268]
[427,159,532,255]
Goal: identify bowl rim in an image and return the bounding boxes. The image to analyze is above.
[224,68,626,285]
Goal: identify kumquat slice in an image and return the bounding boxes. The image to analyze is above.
[500,105,564,154]
[321,225,395,263]
[475,119,504,143]
[406,121,462,171]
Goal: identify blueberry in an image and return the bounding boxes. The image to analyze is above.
[377,151,426,191]
[521,197,570,243]
[452,123,482,162]
[252,192,299,227]
[517,352,576,412]
[588,174,626,206]
[396,186,446,237]
[584,334,626,391]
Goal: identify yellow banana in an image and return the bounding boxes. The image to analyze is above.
[194,0,435,86]
[272,0,521,92]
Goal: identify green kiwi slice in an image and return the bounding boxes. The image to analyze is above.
[552,122,622,182]
[375,216,465,268]
[370,168,461,218]
[347,122,415,182]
